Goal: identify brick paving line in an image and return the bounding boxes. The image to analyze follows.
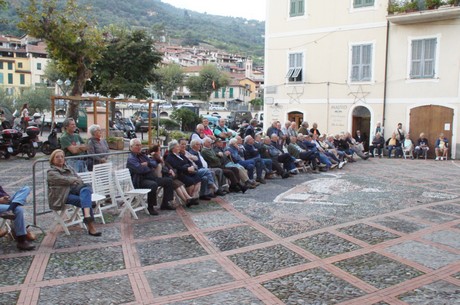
[129,272,154,304]
[414,234,460,255]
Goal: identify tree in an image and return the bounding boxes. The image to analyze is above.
[152,64,184,101]
[185,65,230,102]
[14,87,54,113]
[170,108,200,132]
[86,28,162,99]
[18,0,105,120]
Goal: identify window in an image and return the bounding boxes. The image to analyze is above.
[221,87,225,98]
[18,62,23,69]
[229,87,234,98]
[0,73,3,84]
[7,73,13,84]
[37,62,42,70]
[290,0,305,17]
[286,53,303,83]
[410,38,436,79]
[20,74,25,85]
[353,0,374,8]
[0,62,3,69]
[214,91,219,98]
[7,62,12,70]
[351,44,372,82]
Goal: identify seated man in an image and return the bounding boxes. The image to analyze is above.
[287,136,320,173]
[243,135,273,182]
[300,134,332,171]
[0,185,35,251]
[386,133,402,158]
[226,138,261,184]
[262,135,295,178]
[59,118,88,172]
[435,133,449,161]
[201,137,247,193]
[369,132,385,158]
[127,138,175,215]
[414,132,429,159]
[213,118,233,141]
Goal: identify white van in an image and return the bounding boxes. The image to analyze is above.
[253,111,264,128]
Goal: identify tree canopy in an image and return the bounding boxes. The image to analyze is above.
[185,65,230,101]
[152,64,184,101]
[87,28,162,98]
[18,0,105,119]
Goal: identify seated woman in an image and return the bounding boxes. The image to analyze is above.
[86,124,110,171]
[47,149,101,236]
[150,144,199,207]
[414,132,429,159]
[435,133,449,161]
[402,134,414,159]
[386,133,402,158]
[165,140,201,204]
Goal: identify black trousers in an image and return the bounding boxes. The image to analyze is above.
[140,176,174,208]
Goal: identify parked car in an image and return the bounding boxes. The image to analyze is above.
[209,105,228,111]
[176,102,194,109]
[159,102,173,109]
[253,111,264,128]
[128,103,147,110]
[130,110,157,132]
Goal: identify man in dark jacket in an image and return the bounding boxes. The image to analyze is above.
[126,138,175,215]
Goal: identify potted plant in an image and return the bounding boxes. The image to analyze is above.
[426,0,443,9]
[107,136,124,150]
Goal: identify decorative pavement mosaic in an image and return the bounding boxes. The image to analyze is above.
[0,157,460,304]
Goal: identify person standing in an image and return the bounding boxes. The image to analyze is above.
[20,103,29,131]
[394,123,405,142]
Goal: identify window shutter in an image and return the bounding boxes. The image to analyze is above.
[0,73,3,84]
[411,40,423,78]
[229,87,234,98]
[362,45,371,80]
[290,0,296,16]
[298,0,305,15]
[423,39,436,77]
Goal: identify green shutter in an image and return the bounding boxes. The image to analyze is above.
[229,87,234,98]
[221,87,225,97]
[0,73,3,84]
[0,62,3,69]
[214,91,218,98]
[20,74,25,85]
[7,62,13,70]
[8,73,13,84]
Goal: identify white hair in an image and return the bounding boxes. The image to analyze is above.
[228,138,237,145]
[244,135,253,143]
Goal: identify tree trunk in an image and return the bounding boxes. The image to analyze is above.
[67,58,89,120]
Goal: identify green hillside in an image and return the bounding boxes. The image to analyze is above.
[0,0,265,64]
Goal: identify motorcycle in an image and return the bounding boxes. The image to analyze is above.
[41,126,60,155]
[1,126,40,159]
[114,116,137,139]
[0,132,13,159]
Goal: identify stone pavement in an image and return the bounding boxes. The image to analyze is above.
[0,156,459,304]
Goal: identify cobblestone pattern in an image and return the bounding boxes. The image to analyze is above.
[133,218,188,239]
[337,223,400,245]
[386,241,460,269]
[423,230,460,250]
[397,280,460,304]
[136,235,208,266]
[186,201,225,213]
[262,268,366,304]
[228,244,310,277]
[43,246,125,280]
[205,225,272,251]
[38,275,135,305]
[144,260,235,297]
[373,216,429,233]
[166,288,265,305]
[190,211,243,229]
[403,208,459,223]
[53,226,121,249]
[428,203,460,215]
[293,232,361,258]
[0,291,19,304]
[333,252,425,289]
[0,256,33,287]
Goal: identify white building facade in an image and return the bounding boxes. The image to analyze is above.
[264,0,460,158]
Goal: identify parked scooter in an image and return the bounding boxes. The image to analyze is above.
[1,126,40,159]
[114,116,137,139]
[0,133,13,159]
[41,126,60,155]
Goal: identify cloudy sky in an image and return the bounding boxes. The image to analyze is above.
[161,0,266,21]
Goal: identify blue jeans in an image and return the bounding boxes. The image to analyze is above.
[1,186,31,236]
[238,160,255,180]
[67,159,88,173]
[197,168,215,196]
[388,145,402,158]
[318,153,332,168]
[66,186,94,217]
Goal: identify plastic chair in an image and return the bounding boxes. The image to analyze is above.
[114,168,151,219]
[0,218,14,239]
[77,171,107,224]
[92,163,119,220]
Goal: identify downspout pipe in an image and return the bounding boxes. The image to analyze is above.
[382,20,390,129]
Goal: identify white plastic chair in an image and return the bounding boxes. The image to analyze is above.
[0,218,14,239]
[92,163,119,220]
[77,171,107,223]
[114,168,151,219]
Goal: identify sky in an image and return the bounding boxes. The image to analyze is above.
[161,0,266,21]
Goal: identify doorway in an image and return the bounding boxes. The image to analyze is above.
[410,105,453,159]
[351,106,371,151]
[288,111,304,127]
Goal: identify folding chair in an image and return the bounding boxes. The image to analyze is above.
[0,218,14,239]
[114,168,151,219]
[294,159,308,173]
[92,163,119,220]
[77,171,107,224]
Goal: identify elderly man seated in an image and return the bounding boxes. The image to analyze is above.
[127,138,175,215]
[226,138,261,184]
[435,133,449,161]
[402,134,414,159]
[369,132,385,158]
[261,134,295,178]
[299,134,332,171]
[243,135,273,182]
[287,136,320,173]
[414,133,429,159]
[386,133,402,158]
[201,137,247,193]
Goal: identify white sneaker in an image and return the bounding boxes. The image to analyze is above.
[435,157,439,161]
[338,161,345,169]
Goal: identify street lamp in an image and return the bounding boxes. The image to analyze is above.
[56,79,71,96]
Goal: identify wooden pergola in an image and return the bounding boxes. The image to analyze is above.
[50,95,160,147]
